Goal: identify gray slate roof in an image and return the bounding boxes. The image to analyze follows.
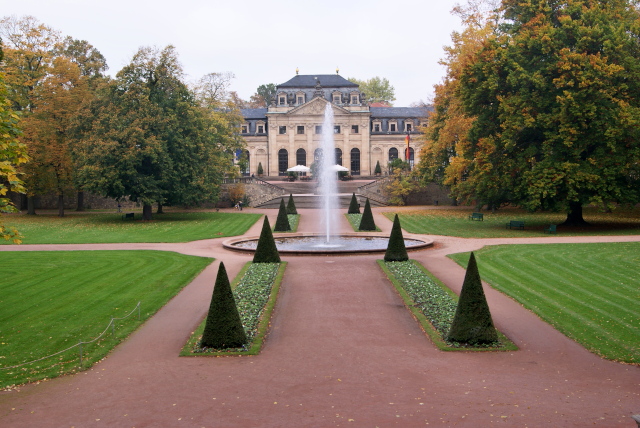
[278,74,359,89]
[370,106,432,118]
[241,108,268,119]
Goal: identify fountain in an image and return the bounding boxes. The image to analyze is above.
[223,100,432,254]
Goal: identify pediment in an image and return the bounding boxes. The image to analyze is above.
[288,97,351,116]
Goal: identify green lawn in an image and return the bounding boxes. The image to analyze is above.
[0,250,212,388]
[449,243,640,364]
[1,211,261,244]
[386,206,640,238]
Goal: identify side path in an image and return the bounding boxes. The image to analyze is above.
[0,208,638,427]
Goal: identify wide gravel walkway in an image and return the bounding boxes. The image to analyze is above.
[0,207,638,427]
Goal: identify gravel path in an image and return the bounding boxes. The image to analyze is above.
[0,207,638,427]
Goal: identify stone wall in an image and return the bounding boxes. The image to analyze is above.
[219,178,286,208]
[356,179,454,206]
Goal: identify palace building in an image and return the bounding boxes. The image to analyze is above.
[240,73,430,177]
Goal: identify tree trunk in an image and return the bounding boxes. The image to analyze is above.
[157,203,164,214]
[76,190,85,211]
[142,203,153,221]
[560,201,590,227]
[58,194,65,217]
[27,196,36,215]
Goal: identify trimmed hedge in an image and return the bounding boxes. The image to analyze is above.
[253,216,281,263]
[274,199,291,232]
[286,193,298,215]
[359,198,376,231]
[348,193,360,214]
[384,214,408,261]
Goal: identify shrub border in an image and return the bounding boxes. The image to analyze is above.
[378,259,517,352]
[180,261,287,357]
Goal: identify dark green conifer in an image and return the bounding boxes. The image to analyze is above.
[446,252,498,344]
[274,199,291,231]
[201,262,248,349]
[384,214,408,261]
[374,160,382,175]
[286,193,297,215]
[348,193,360,214]
[253,216,281,263]
[257,162,264,175]
[358,198,377,231]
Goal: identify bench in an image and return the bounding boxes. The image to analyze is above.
[544,224,557,234]
[506,220,524,230]
[122,212,135,220]
[469,212,484,221]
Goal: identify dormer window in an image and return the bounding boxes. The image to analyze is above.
[332,91,342,104]
[389,121,397,132]
[296,92,305,105]
[350,92,360,104]
[241,124,249,134]
[257,121,265,134]
[278,93,287,106]
[405,121,413,132]
[373,121,381,132]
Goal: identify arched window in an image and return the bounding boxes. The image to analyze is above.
[350,148,360,176]
[335,148,343,166]
[389,147,399,161]
[278,149,288,176]
[240,150,250,176]
[296,148,306,166]
[407,147,415,169]
[314,148,323,163]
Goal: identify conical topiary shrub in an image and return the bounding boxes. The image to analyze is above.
[348,193,360,214]
[446,252,498,345]
[253,216,281,263]
[358,198,376,231]
[384,214,408,261]
[201,262,248,349]
[257,162,264,176]
[286,193,297,215]
[374,160,382,175]
[274,198,291,232]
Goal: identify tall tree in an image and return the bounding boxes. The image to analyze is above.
[248,83,276,107]
[347,76,396,105]
[21,56,91,216]
[0,41,29,243]
[74,46,239,220]
[420,0,640,223]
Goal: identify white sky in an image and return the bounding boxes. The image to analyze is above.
[1,0,464,107]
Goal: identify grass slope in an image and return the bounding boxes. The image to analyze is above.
[386,206,640,238]
[0,251,212,388]
[449,242,640,364]
[2,212,261,244]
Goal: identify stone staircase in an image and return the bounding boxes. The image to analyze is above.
[255,179,386,209]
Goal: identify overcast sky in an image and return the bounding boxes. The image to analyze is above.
[2,0,465,106]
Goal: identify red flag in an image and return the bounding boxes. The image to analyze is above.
[405,134,411,161]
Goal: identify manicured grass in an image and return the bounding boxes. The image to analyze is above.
[449,243,640,364]
[1,211,261,244]
[345,213,381,232]
[0,251,212,388]
[379,260,516,351]
[181,262,287,357]
[385,206,640,238]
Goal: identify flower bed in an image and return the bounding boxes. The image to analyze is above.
[181,262,286,356]
[379,260,516,351]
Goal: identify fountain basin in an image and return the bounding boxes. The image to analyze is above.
[223,233,433,255]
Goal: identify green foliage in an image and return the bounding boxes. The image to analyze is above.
[201,262,247,349]
[274,198,291,231]
[348,76,396,105]
[374,160,382,175]
[384,167,416,205]
[286,193,297,215]
[347,192,360,214]
[358,198,376,231]
[257,162,264,175]
[0,250,211,388]
[450,242,640,363]
[384,214,408,261]
[447,252,498,345]
[253,216,281,263]
[249,83,277,107]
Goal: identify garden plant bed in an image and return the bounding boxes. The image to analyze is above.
[450,243,640,364]
[379,260,516,351]
[272,214,300,233]
[345,213,381,232]
[181,262,286,357]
